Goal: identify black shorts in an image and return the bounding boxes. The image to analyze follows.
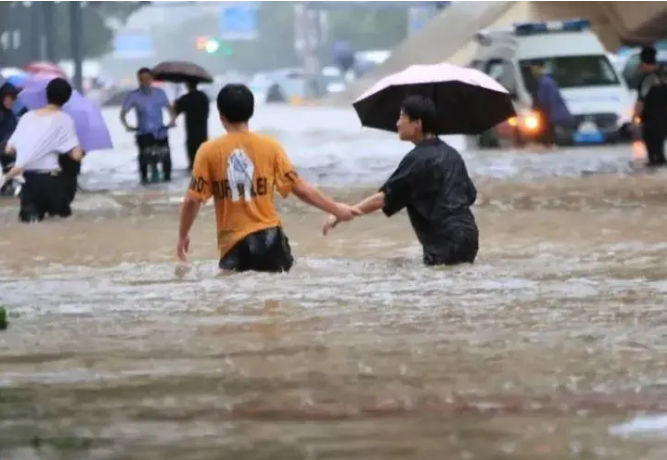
[422,223,479,267]
[136,133,170,158]
[19,171,70,222]
[135,134,171,182]
[219,226,294,273]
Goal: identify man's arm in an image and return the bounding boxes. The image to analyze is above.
[323,154,415,235]
[171,95,184,121]
[177,146,213,261]
[353,192,385,215]
[292,180,356,218]
[68,146,84,162]
[179,194,202,241]
[322,192,385,235]
[634,75,651,119]
[3,120,24,179]
[274,144,359,221]
[119,92,135,130]
[161,90,177,127]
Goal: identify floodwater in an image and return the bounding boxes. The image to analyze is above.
[2,105,667,459]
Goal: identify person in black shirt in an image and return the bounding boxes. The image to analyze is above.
[0,83,20,196]
[323,95,479,266]
[173,81,210,170]
[634,46,667,167]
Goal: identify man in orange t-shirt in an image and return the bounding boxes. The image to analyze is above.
[177,84,359,273]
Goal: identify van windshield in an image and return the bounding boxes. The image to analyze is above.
[520,55,620,93]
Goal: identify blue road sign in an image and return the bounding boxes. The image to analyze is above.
[218,2,259,41]
[112,32,155,59]
[303,1,447,10]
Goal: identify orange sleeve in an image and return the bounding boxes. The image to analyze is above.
[273,143,300,198]
[187,143,213,202]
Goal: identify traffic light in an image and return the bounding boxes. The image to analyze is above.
[205,39,220,54]
[195,36,234,56]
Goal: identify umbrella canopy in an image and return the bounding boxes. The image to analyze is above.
[24,61,67,79]
[353,63,516,135]
[152,61,213,84]
[18,75,113,152]
[1,67,29,79]
[7,74,29,89]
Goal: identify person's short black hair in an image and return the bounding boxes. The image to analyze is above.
[46,78,72,107]
[401,95,437,134]
[641,46,657,65]
[0,82,19,99]
[137,67,153,77]
[217,84,254,124]
[530,59,546,68]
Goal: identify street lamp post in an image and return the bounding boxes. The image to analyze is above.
[69,1,84,93]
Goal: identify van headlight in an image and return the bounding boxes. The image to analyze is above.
[521,111,541,131]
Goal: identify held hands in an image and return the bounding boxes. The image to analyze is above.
[323,203,362,235]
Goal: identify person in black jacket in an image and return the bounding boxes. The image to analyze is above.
[173,81,210,170]
[0,83,20,195]
[323,95,479,266]
[634,46,667,167]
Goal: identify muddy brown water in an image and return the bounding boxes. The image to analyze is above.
[1,106,667,459]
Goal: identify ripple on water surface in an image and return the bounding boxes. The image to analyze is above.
[1,105,667,458]
[2,235,667,458]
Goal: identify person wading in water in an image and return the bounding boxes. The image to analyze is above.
[173,81,210,171]
[177,84,360,272]
[323,95,479,267]
[120,67,176,184]
[634,45,667,168]
[0,82,20,195]
[2,78,83,222]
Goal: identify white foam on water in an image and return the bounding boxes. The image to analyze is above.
[148,196,214,207]
[72,195,123,211]
[609,414,667,437]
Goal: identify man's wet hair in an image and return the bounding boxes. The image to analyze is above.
[46,78,72,107]
[137,67,153,77]
[217,84,255,124]
[641,46,657,65]
[401,95,438,134]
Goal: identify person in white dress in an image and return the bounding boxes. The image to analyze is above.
[1,78,83,222]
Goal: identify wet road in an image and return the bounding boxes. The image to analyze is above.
[2,105,667,459]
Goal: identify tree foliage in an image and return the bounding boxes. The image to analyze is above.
[0,2,142,66]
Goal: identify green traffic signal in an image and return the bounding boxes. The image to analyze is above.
[204,39,220,53]
[197,36,234,56]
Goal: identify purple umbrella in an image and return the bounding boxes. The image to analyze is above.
[18,75,113,152]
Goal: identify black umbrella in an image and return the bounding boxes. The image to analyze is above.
[152,61,214,84]
[353,63,516,135]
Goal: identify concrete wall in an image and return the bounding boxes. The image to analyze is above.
[331,1,667,105]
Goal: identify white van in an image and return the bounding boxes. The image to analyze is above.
[465,19,638,149]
